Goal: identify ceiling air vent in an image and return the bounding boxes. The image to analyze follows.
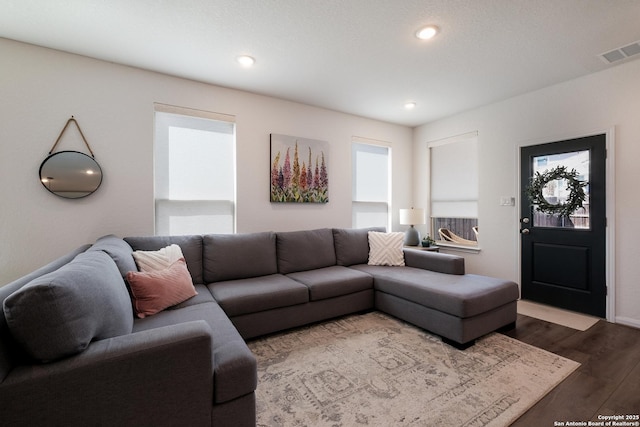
[600,40,640,64]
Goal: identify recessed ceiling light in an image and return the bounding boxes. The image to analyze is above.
[404,102,417,110]
[415,25,439,40]
[236,55,255,68]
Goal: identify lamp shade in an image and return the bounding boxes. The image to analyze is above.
[399,208,425,225]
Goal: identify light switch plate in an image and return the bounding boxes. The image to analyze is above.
[500,197,515,206]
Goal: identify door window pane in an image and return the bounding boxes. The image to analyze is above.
[531,150,589,229]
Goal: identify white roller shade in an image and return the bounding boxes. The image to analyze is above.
[154,107,236,235]
[352,139,391,230]
[429,132,478,218]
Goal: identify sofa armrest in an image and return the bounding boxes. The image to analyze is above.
[403,249,465,275]
[0,321,214,427]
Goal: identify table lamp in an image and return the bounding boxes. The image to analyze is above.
[399,208,425,246]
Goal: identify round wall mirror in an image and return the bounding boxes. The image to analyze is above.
[39,151,103,199]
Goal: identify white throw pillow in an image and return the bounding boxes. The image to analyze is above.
[132,244,185,272]
[367,231,405,266]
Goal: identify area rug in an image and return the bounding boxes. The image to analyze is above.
[248,312,579,427]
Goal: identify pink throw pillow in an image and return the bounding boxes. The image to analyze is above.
[126,258,197,318]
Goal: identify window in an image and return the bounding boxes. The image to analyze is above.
[154,105,235,235]
[352,139,391,230]
[531,150,590,228]
[429,132,478,247]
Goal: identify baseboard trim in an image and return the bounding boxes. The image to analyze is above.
[615,316,640,329]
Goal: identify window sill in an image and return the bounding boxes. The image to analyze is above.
[436,242,481,253]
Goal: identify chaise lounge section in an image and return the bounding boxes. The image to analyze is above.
[1,227,519,426]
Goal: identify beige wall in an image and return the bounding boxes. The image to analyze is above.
[0,38,413,285]
[413,58,640,327]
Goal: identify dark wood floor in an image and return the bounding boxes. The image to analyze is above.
[503,314,640,426]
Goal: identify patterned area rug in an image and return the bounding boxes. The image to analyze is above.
[248,312,579,427]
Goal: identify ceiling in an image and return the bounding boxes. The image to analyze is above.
[2,0,640,127]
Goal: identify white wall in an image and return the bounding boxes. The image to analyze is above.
[0,38,413,285]
[5,36,639,327]
[413,58,640,327]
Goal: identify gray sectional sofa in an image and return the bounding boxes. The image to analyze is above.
[0,227,519,426]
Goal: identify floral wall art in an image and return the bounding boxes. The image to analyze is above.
[270,134,329,203]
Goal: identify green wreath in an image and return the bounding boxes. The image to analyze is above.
[526,166,586,217]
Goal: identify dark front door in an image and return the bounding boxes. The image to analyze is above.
[520,134,606,317]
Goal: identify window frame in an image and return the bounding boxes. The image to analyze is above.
[351,137,392,231]
[153,103,237,236]
[427,131,480,251]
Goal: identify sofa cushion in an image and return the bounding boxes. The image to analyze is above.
[333,227,385,266]
[133,302,257,404]
[204,232,277,283]
[125,235,204,284]
[403,249,465,275]
[208,274,309,317]
[167,284,215,309]
[126,258,198,318]
[367,231,405,266]
[353,264,519,318]
[0,244,92,377]
[286,266,374,301]
[132,244,184,272]
[3,251,133,362]
[276,228,336,274]
[88,234,138,276]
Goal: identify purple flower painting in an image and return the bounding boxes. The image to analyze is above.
[270,134,328,203]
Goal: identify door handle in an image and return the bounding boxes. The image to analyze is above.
[521,228,530,235]
[521,218,530,224]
